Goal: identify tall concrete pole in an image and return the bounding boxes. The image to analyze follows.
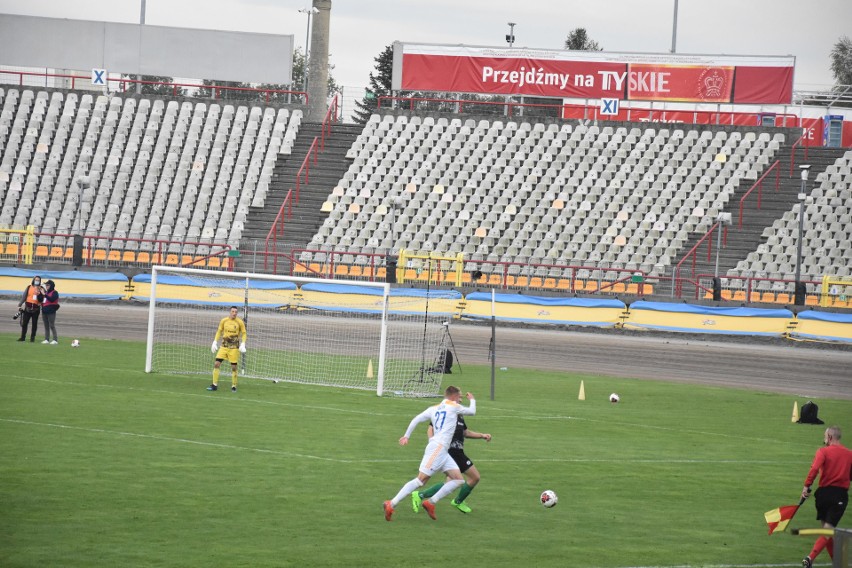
[308,0,331,120]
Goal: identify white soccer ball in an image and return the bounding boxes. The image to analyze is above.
[540,490,558,508]
[609,393,620,403]
[71,339,80,348]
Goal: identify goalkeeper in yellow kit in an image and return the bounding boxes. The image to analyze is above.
[207,306,247,392]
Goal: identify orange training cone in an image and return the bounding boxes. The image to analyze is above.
[578,381,586,401]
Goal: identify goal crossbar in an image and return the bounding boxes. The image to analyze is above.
[144,266,451,397]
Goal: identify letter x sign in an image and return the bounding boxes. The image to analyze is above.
[92,68,107,86]
[600,98,620,116]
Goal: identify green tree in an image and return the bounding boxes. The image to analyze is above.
[196,79,252,101]
[830,35,852,87]
[564,28,602,51]
[256,47,340,103]
[353,45,394,124]
[120,74,185,96]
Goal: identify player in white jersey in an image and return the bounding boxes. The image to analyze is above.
[383,385,476,521]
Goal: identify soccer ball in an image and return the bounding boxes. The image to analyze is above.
[540,490,558,508]
[71,339,80,348]
[609,393,620,403]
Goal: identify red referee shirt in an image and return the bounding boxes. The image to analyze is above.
[805,443,852,489]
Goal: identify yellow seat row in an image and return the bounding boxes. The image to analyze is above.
[701,289,852,308]
[28,246,226,267]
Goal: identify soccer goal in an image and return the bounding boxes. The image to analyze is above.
[144,266,458,397]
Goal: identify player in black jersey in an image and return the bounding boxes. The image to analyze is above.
[411,414,491,514]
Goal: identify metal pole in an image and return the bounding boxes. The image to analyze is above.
[794,166,809,305]
[490,289,496,401]
[794,185,805,286]
[670,0,679,53]
[505,23,516,117]
[137,0,146,95]
[714,223,722,278]
[299,7,313,98]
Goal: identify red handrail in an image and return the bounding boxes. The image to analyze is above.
[320,95,339,150]
[262,133,323,267]
[672,221,722,296]
[738,160,780,228]
[263,189,293,272]
[789,132,810,177]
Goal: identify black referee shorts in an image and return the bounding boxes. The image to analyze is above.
[449,448,473,474]
[814,486,848,526]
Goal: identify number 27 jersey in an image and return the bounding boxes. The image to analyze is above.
[404,398,476,447]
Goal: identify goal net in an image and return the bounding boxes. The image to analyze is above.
[144,266,460,397]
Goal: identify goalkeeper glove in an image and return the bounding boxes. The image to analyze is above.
[239,342,246,353]
[211,341,218,353]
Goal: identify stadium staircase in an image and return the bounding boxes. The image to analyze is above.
[238,121,362,269]
[676,146,848,288]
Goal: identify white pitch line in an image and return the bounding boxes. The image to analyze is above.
[0,417,802,466]
[0,418,348,462]
[596,564,828,568]
[3,374,401,417]
[1,374,817,448]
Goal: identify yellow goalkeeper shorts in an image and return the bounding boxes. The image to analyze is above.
[216,346,240,364]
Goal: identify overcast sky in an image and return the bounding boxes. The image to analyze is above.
[1,0,849,95]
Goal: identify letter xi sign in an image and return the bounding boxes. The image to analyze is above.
[600,98,619,116]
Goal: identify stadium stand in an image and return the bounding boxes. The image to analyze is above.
[0,84,848,304]
[309,113,785,281]
[729,150,852,286]
[0,87,302,263]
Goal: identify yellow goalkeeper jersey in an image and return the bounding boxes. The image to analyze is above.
[215,317,247,348]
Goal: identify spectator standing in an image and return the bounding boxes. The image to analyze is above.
[41,280,60,345]
[17,276,44,343]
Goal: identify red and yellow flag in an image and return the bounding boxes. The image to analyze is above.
[764,502,802,535]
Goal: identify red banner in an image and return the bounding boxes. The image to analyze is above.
[395,44,795,105]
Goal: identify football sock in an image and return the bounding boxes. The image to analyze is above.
[391,478,424,507]
[420,482,444,499]
[430,479,463,503]
[212,368,220,386]
[810,536,831,559]
[231,369,238,387]
[827,537,834,559]
[455,482,473,503]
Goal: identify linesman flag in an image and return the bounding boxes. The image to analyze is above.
[764,496,806,535]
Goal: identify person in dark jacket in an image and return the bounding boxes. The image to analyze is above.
[17,275,44,342]
[41,280,60,345]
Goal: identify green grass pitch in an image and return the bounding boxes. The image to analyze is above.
[3,334,849,567]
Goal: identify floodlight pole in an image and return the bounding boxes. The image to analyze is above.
[505,22,516,117]
[299,7,317,98]
[794,165,810,305]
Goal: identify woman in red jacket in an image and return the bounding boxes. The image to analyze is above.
[41,279,60,345]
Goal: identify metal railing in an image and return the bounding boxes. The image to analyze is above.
[0,69,307,104]
[738,160,781,228]
[672,221,725,297]
[263,95,339,271]
[15,231,233,269]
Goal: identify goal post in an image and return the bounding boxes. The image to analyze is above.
[143,266,457,397]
